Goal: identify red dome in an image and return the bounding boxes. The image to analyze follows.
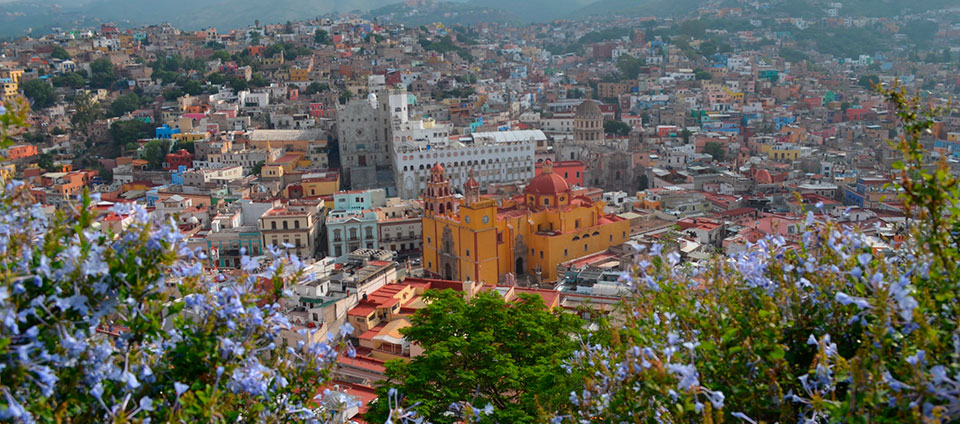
[525,161,570,196]
[755,169,772,184]
[431,162,444,173]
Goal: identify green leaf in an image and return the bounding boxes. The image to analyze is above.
[769,346,786,360]
[722,328,738,344]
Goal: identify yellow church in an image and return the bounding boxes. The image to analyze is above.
[422,160,630,285]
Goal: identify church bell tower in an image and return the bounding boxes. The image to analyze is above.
[424,163,456,217]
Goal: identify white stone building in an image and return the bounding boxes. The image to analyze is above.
[337,85,409,191]
[392,130,542,199]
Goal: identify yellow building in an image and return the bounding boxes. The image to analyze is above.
[0,68,22,102]
[422,162,630,285]
[767,144,802,161]
[171,132,208,143]
[289,66,311,82]
[0,81,18,103]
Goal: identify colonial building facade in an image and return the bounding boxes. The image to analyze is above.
[421,161,630,285]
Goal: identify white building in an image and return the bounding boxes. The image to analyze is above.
[392,130,542,199]
[238,91,269,108]
[207,148,282,173]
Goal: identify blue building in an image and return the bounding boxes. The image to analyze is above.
[156,124,180,139]
[325,189,387,258]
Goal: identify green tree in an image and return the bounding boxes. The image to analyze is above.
[37,152,54,170]
[304,82,328,95]
[615,54,644,80]
[694,69,712,80]
[314,29,330,45]
[207,72,228,85]
[70,93,102,135]
[229,76,249,93]
[163,88,185,101]
[249,73,268,88]
[142,138,172,170]
[22,131,44,144]
[604,119,632,136]
[50,46,70,60]
[183,80,203,95]
[703,141,726,161]
[172,140,195,154]
[52,72,85,88]
[210,50,231,62]
[251,160,265,175]
[109,119,153,147]
[681,128,692,144]
[367,290,585,424]
[21,79,56,109]
[567,88,585,99]
[858,75,880,89]
[338,89,353,105]
[89,58,119,89]
[109,92,141,117]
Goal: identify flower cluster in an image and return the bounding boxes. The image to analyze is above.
[553,210,960,423]
[0,187,352,423]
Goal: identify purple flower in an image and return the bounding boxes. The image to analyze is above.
[835,292,870,309]
[174,382,189,397]
[139,396,154,412]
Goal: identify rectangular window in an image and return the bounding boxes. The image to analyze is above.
[564,249,568,256]
[539,251,543,259]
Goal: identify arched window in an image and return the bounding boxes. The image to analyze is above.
[271,222,276,230]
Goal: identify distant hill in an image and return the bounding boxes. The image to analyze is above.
[569,0,710,20]
[2,0,953,39]
[367,1,521,27]
[465,0,593,22]
[0,0,400,37]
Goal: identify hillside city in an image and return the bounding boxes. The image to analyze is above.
[1,0,960,420]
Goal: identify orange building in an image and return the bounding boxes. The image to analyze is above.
[422,161,630,284]
[536,160,584,187]
[6,144,38,160]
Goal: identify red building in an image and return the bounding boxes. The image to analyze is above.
[164,149,194,170]
[309,103,325,118]
[6,144,38,160]
[536,160,584,187]
[846,108,867,121]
